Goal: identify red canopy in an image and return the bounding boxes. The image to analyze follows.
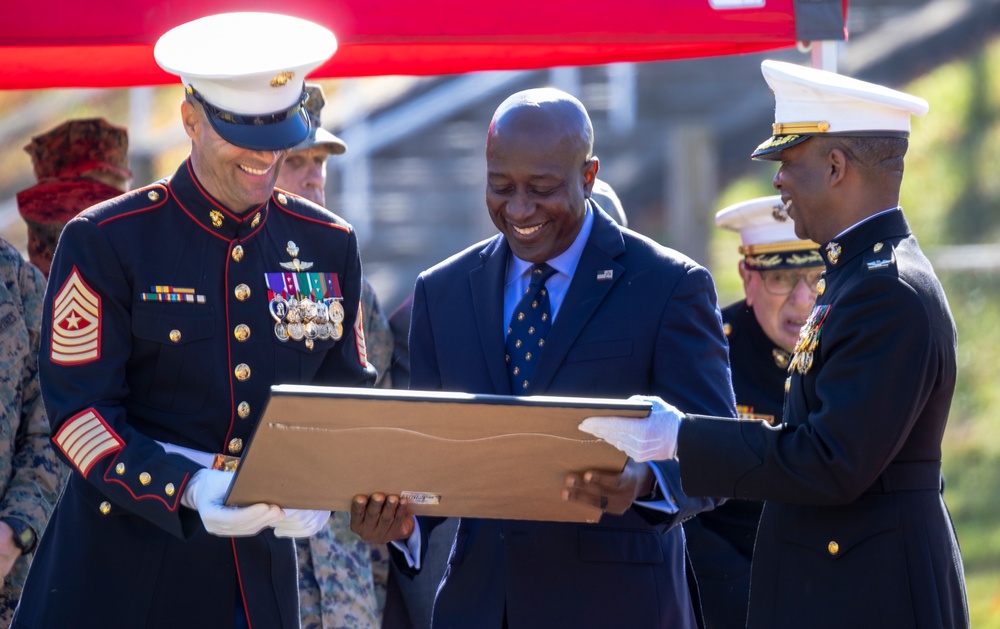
[1,0,839,90]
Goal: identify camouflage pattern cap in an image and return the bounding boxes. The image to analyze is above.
[291,84,347,155]
[17,178,123,226]
[24,118,131,185]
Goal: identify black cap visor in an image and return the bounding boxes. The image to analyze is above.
[751,133,810,161]
[191,87,311,151]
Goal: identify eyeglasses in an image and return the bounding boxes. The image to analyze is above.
[758,269,824,295]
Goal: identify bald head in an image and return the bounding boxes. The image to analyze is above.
[485,88,600,264]
[488,88,594,159]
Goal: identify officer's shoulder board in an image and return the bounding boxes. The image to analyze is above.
[863,241,898,275]
[271,189,352,234]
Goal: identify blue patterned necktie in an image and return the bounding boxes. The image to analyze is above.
[506,263,557,392]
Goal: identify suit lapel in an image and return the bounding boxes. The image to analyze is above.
[470,237,512,395]
[529,212,626,393]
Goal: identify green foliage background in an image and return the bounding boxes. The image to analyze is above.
[709,37,1000,625]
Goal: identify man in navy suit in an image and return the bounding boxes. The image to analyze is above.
[351,88,735,628]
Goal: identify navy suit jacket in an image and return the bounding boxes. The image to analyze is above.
[408,207,735,629]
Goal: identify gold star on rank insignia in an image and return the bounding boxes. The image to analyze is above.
[64,312,82,329]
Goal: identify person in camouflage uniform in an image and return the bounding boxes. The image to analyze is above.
[0,240,66,626]
[16,119,130,278]
[276,83,392,628]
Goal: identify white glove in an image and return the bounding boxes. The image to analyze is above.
[181,468,284,537]
[578,395,682,462]
[272,509,332,539]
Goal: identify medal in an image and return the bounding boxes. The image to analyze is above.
[315,301,329,324]
[264,271,344,348]
[789,305,831,375]
[269,295,288,321]
[330,300,345,324]
[300,297,317,320]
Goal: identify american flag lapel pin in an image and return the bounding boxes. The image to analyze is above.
[596,270,613,280]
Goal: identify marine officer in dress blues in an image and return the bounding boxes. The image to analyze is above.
[13,13,375,629]
[581,60,969,628]
[684,195,822,629]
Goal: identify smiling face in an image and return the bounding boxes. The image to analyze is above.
[485,99,598,263]
[772,139,839,245]
[275,146,330,206]
[183,100,286,214]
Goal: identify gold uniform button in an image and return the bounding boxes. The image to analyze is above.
[165,483,175,497]
[99,501,111,515]
[234,324,251,342]
[115,462,125,475]
[228,438,244,455]
[139,472,152,486]
[238,401,251,419]
[232,245,244,262]
[773,349,790,369]
[305,338,314,350]
[277,193,288,205]
[723,323,733,337]
[234,284,251,301]
[828,540,840,556]
[169,329,182,343]
[234,363,251,381]
[147,190,160,202]
[817,278,826,295]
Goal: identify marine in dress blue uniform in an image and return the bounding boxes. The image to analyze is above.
[582,61,970,628]
[683,196,822,629]
[13,13,375,629]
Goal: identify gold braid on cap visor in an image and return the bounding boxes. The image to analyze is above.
[772,121,831,134]
[741,240,822,269]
